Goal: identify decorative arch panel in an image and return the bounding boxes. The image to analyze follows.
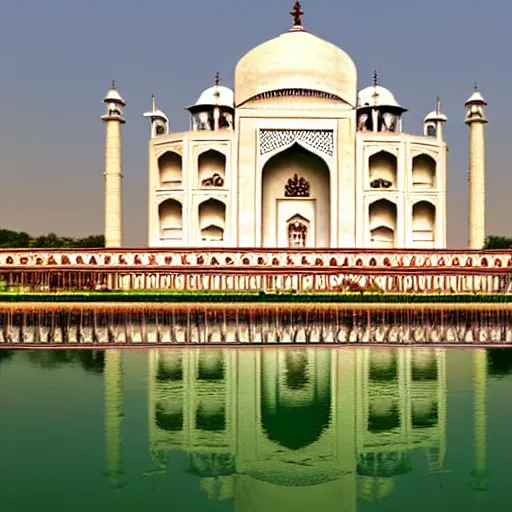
[259,129,334,159]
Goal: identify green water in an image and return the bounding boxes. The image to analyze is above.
[1,347,511,511]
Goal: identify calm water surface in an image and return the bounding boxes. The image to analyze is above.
[1,347,512,511]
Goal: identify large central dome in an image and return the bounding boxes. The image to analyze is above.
[234,26,357,108]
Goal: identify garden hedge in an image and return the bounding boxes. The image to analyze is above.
[0,291,511,303]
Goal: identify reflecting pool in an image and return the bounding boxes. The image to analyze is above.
[2,347,512,511]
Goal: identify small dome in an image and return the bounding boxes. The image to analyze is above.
[465,89,486,106]
[103,86,125,105]
[357,85,400,108]
[424,109,447,123]
[193,85,234,109]
[234,28,357,107]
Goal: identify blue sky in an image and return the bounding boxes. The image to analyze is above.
[0,0,509,247]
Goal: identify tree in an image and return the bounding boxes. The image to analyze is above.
[0,229,30,248]
[0,228,104,248]
[483,235,512,250]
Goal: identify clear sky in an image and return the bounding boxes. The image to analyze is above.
[0,0,509,247]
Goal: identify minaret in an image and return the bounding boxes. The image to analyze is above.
[104,350,124,489]
[101,81,126,248]
[143,95,169,138]
[470,350,488,492]
[465,84,488,249]
[423,98,448,141]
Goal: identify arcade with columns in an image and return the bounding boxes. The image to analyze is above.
[102,2,488,251]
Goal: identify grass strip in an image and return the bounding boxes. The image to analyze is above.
[0,291,511,303]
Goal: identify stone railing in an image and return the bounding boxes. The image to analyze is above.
[0,248,511,270]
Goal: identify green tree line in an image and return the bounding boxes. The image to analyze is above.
[0,228,104,248]
[0,227,510,250]
[483,236,512,249]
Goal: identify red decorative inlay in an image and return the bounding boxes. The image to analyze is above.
[134,255,142,265]
[48,255,56,265]
[164,256,172,265]
[355,258,363,266]
[20,257,28,265]
[453,257,460,266]
[76,256,84,264]
[89,256,97,265]
[257,257,265,265]
[61,255,70,264]
[242,257,250,265]
[6,256,13,264]
[211,257,219,265]
[315,258,323,266]
[383,257,391,266]
[369,258,377,267]
[197,255,205,265]
[481,258,488,267]
[329,257,337,266]
[272,257,280,266]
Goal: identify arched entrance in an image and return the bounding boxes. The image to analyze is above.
[262,144,330,247]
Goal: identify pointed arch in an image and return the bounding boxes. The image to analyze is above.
[369,199,397,248]
[198,198,226,243]
[158,151,182,188]
[198,150,226,187]
[261,143,330,247]
[369,151,397,188]
[412,154,436,188]
[260,350,331,451]
[159,198,182,240]
[412,200,436,247]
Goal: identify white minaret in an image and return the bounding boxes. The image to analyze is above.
[101,81,126,248]
[143,95,169,138]
[423,97,448,141]
[465,85,488,250]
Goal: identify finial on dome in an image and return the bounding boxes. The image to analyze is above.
[151,94,156,112]
[373,70,379,87]
[290,1,304,26]
[112,80,116,89]
[474,81,479,91]
[436,96,441,115]
[214,71,221,87]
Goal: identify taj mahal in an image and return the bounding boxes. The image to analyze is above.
[102,2,488,251]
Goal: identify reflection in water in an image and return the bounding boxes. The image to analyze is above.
[1,349,104,373]
[3,346,512,509]
[143,347,448,508]
[486,348,512,378]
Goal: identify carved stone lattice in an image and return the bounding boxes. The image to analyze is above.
[285,174,310,197]
[260,129,334,157]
